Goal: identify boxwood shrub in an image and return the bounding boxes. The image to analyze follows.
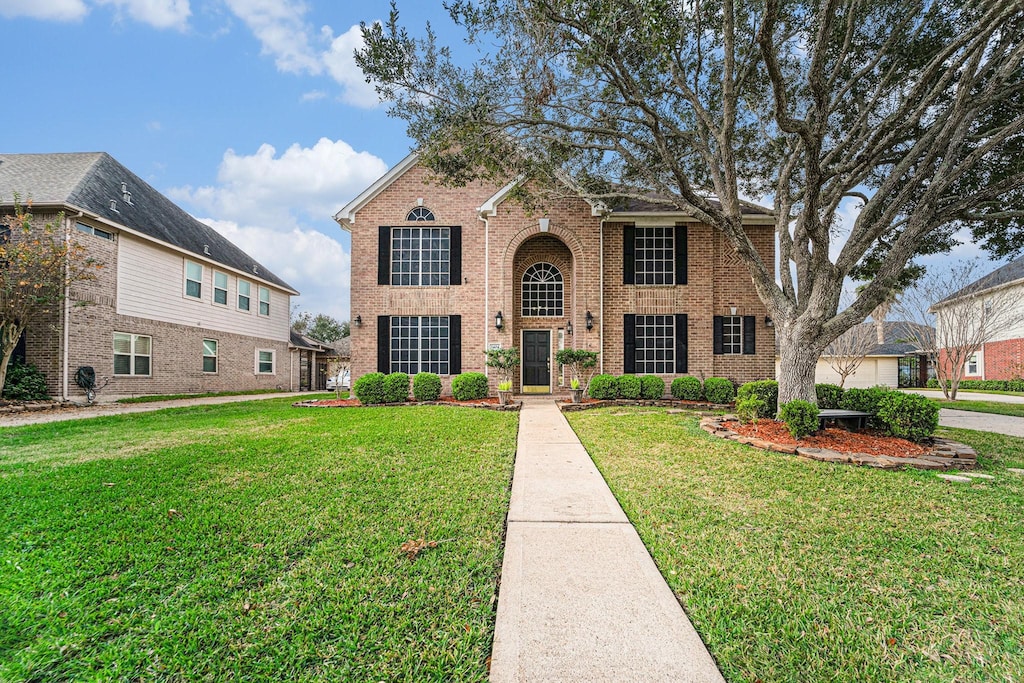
[840,386,889,414]
[451,372,489,401]
[382,372,410,403]
[639,375,666,400]
[815,383,845,409]
[671,376,703,401]
[779,400,820,439]
[588,374,618,400]
[412,372,442,401]
[703,377,735,404]
[736,380,778,418]
[617,374,642,400]
[877,392,939,441]
[353,372,387,405]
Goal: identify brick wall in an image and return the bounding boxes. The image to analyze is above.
[980,338,1024,380]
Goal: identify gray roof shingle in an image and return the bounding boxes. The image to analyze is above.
[934,255,1024,307]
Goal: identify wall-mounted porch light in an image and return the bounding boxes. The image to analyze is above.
[765,316,774,328]
[585,310,594,331]
[566,320,574,336]
[495,311,504,330]
[355,315,362,327]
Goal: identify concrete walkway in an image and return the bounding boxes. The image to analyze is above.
[938,409,1024,437]
[490,398,723,682]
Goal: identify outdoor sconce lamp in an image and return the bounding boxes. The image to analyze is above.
[585,310,594,331]
[495,311,504,330]
[765,316,774,328]
[566,320,574,336]
[355,315,362,327]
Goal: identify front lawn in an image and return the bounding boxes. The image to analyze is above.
[935,399,1024,418]
[0,400,517,681]
[566,407,1024,683]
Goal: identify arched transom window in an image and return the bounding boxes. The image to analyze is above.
[522,262,563,316]
[406,206,435,221]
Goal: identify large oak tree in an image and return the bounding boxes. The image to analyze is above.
[357,0,1024,404]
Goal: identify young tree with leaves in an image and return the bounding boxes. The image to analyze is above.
[357,0,1024,406]
[0,203,101,394]
[292,311,347,343]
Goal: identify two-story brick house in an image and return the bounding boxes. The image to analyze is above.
[335,154,776,394]
[1,152,299,401]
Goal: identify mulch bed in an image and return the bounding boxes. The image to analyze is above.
[727,419,930,458]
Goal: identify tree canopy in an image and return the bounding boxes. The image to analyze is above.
[358,0,1024,404]
[292,311,348,343]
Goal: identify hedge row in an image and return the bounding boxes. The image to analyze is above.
[587,374,737,403]
[926,378,1024,393]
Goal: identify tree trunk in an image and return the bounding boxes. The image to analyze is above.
[0,323,24,398]
[776,325,826,410]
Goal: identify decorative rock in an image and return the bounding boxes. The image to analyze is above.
[1007,468,1024,475]
[892,457,947,471]
[796,447,849,463]
[962,472,995,480]
[937,474,973,483]
[768,443,798,455]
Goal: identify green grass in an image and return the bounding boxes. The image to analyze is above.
[116,388,288,403]
[0,399,518,681]
[566,407,1024,683]
[933,399,1024,418]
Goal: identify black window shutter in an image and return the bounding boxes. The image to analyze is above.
[378,226,391,285]
[449,315,461,375]
[377,316,390,373]
[743,315,756,355]
[623,225,635,285]
[713,316,724,355]
[449,226,462,285]
[674,224,688,285]
[675,314,688,373]
[623,314,636,373]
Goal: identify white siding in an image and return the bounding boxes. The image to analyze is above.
[116,235,291,342]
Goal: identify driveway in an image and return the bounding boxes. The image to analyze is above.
[900,389,1024,437]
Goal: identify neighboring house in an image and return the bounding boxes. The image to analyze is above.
[334,154,776,394]
[289,332,347,391]
[931,255,1024,381]
[779,321,931,389]
[0,152,299,401]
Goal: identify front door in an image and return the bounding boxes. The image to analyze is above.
[522,330,551,393]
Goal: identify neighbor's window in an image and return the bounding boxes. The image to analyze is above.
[257,349,275,374]
[213,271,228,306]
[185,260,203,299]
[113,333,151,376]
[76,222,114,240]
[258,287,270,316]
[521,262,563,316]
[391,226,450,286]
[391,316,450,375]
[203,339,218,373]
[720,315,742,355]
[634,315,675,374]
[966,354,979,375]
[634,226,674,285]
[238,280,251,311]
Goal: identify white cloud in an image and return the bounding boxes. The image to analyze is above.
[222,0,322,74]
[300,90,327,102]
[94,0,189,29]
[201,218,351,321]
[0,0,87,21]
[168,137,388,226]
[321,23,380,108]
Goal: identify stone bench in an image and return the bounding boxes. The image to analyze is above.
[818,409,872,431]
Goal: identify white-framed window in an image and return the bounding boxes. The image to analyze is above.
[635,315,675,374]
[966,353,979,375]
[721,315,742,355]
[203,339,218,373]
[391,226,450,286]
[113,333,151,376]
[406,206,435,221]
[185,260,203,299]
[258,286,270,316]
[391,316,450,375]
[238,280,251,311]
[522,262,563,316]
[76,222,114,240]
[634,226,674,285]
[213,271,229,306]
[256,349,275,374]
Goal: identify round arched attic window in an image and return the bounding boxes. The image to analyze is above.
[406,206,435,221]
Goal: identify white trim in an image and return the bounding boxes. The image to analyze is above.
[256,348,276,375]
[212,270,229,307]
[334,152,421,230]
[184,259,203,300]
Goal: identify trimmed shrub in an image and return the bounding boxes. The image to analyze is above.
[929,378,1024,393]
[703,377,736,404]
[779,400,820,439]
[382,372,410,403]
[737,380,778,418]
[588,374,618,400]
[735,395,766,425]
[639,375,666,400]
[926,378,939,389]
[353,372,387,405]
[617,374,642,400]
[815,383,845,409]
[840,386,889,414]
[451,372,489,401]
[2,359,49,400]
[671,376,703,401]
[877,392,939,441]
[412,372,442,401]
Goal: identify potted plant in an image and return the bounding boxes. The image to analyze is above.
[555,349,599,403]
[485,347,521,406]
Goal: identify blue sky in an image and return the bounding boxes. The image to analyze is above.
[0,0,999,324]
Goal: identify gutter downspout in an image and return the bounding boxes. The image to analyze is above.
[599,217,605,374]
[480,210,490,377]
[62,213,81,401]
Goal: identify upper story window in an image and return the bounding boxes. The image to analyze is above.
[406,206,435,221]
[213,271,229,306]
[185,260,203,299]
[623,225,687,286]
[114,332,151,376]
[258,286,271,316]
[238,280,251,311]
[391,226,450,286]
[522,262,563,317]
[76,222,114,241]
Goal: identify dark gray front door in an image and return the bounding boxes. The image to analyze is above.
[523,330,551,390]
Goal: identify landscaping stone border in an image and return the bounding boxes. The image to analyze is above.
[558,399,730,412]
[700,414,977,471]
[0,400,80,415]
[293,399,523,412]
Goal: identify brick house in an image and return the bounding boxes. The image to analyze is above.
[335,154,776,394]
[1,152,300,401]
